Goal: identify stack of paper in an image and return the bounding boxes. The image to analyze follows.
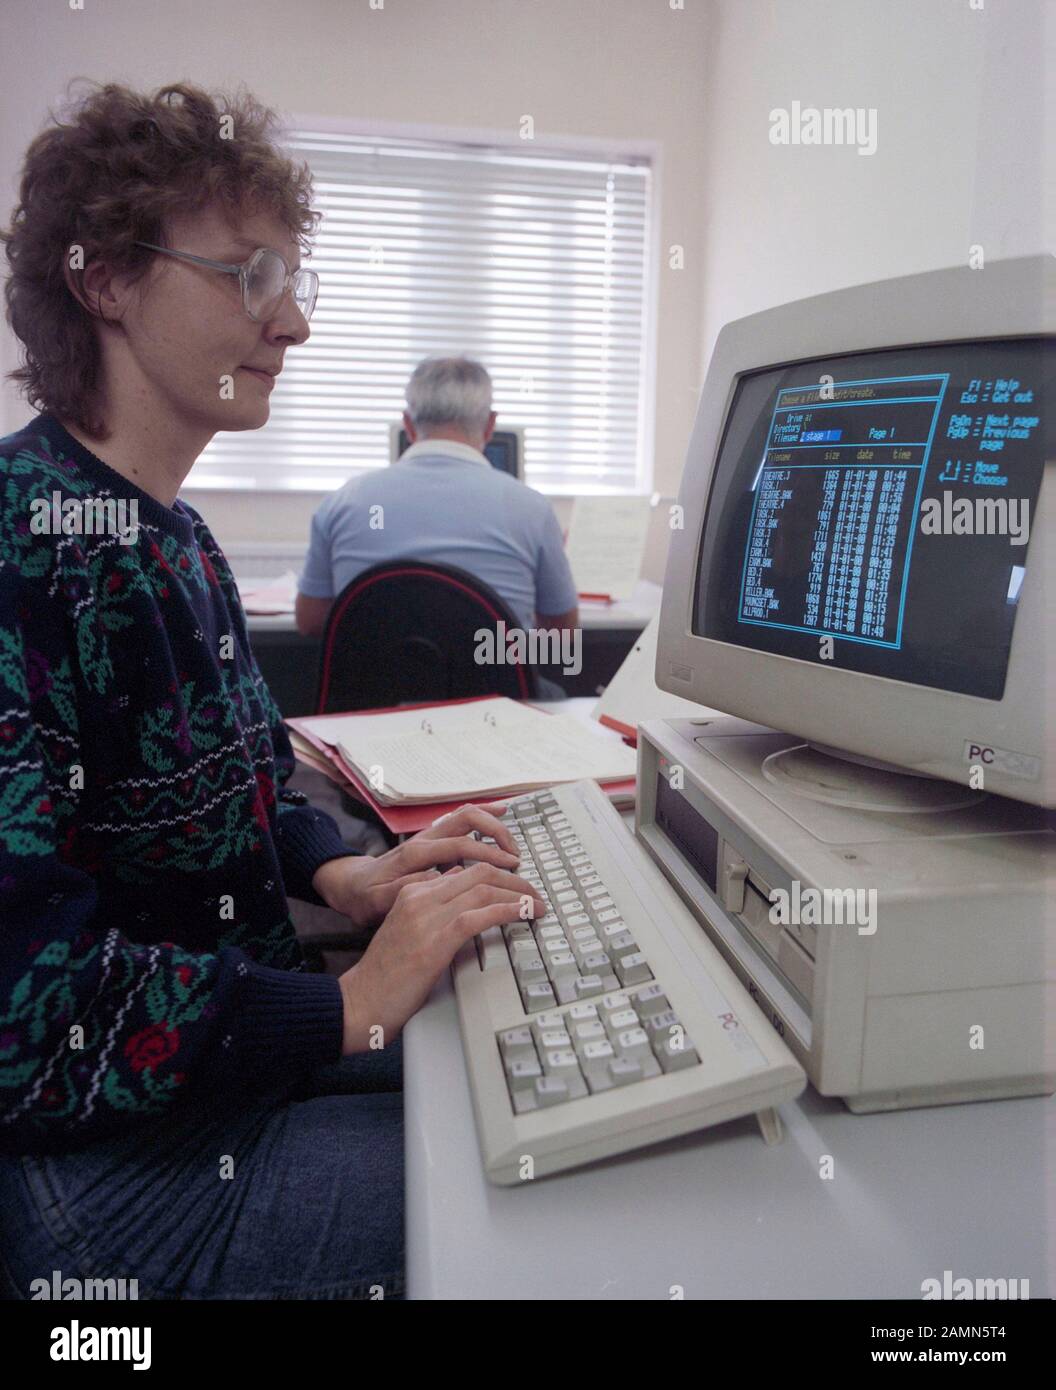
[565,497,652,600]
[295,697,636,806]
[237,570,298,614]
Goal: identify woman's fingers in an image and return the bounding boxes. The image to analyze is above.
[424,803,519,856]
[396,833,519,874]
[430,860,543,909]
[451,898,547,943]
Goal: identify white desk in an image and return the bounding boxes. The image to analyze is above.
[403,757,1054,1299]
[405,985,1053,1301]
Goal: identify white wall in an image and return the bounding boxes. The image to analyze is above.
[697,0,1052,367]
[0,0,711,579]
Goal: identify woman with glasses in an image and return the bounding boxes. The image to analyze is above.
[0,82,541,1301]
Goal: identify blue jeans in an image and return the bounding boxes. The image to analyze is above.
[0,1042,404,1300]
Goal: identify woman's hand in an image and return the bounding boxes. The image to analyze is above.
[310,802,520,931]
[338,861,546,1052]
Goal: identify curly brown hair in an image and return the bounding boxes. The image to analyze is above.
[2,81,318,439]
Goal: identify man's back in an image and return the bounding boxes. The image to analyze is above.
[299,441,577,629]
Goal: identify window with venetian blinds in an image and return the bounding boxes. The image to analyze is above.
[192,130,654,494]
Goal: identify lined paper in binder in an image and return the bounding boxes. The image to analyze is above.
[297,696,635,805]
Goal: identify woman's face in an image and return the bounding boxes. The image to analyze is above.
[114,200,310,437]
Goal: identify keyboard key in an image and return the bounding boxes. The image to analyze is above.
[542,1047,579,1075]
[596,908,621,925]
[591,896,615,911]
[657,1036,700,1073]
[565,913,590,929]
[558,901,585,918]
[615,952,653,986]
[568,1001,598,1021]
[539,924,565,941]
[553,975,582,1005]
[533,1076,571,1107]
[581,952,610,975]
[532,1010,565,1031]
[506,1056,542,1090]
[582,1039,615,1062]
[524,982,557,1012]
[607,1057,643,1087]
[571,1020,607,1046]
[607,931,637,958]
[540,1028,572,1049]
[574,974,605,999]
[498,1026,536,1063]
[599,992,629,1017]
[642,1009,680,1038]
[574,865,597,879]
[631,984,669,1016]
[549,951,579,976]
[573,932,604,953]
[607,1007,639,1032]
[616,1027,652,1062]
[584,884,607,899]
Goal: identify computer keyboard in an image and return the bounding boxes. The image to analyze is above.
[452,778,806,1184]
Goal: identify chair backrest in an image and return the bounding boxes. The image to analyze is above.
[314,559,540,714]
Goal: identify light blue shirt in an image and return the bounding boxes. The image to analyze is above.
[298,440,577,629]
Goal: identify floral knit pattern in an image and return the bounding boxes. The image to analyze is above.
[0,414,353,1152]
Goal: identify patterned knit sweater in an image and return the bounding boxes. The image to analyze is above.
[0,412,357,1153]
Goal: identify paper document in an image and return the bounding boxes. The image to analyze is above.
[237,570,298,614]
[565,497,652,600]
[592,615,719,738]
[301,697,635,804]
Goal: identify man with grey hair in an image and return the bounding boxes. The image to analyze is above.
[296,356,578,648]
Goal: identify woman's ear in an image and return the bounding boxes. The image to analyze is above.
[62,253,132,325]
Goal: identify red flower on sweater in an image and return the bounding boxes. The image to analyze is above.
[149,541,175,576]
[251,770,275,832]
[125,1023,179,1073]
[176,965,192,987]
[107,572,122,594]
[198,549,219,586]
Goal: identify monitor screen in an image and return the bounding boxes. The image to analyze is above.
[693,338,1052,700]
[396,428,520,478]
[482,434,519,477]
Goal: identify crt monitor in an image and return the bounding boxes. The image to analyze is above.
[388,423,525,480]
[656,255,1054,807]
